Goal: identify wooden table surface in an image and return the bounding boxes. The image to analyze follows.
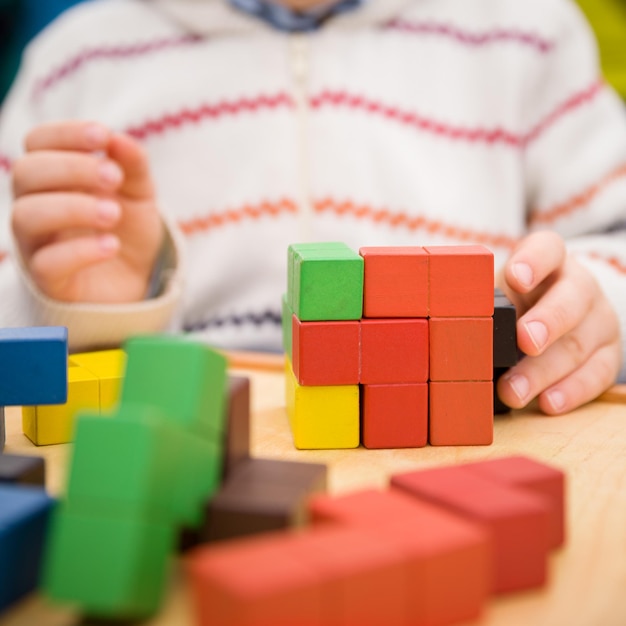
[2,358,626,626]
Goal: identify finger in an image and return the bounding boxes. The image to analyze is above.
[515,257,598,357]
[28,234,120,298]
[24,121,111,153]
[107,132,154,199]
[498,299,619,409]
[12,151,123,197]
[12,193,121,255]
[503,231,566,296]
[537,343,621,414]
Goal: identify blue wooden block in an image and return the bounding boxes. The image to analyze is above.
[0,484,55,612]
[0,327,68,406]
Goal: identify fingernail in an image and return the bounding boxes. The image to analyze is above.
[525,320,548,351]
[546,389,566,413]
[99,162,123,186]
[506,373,530,403]
[96,200,120,224]
[512,262,534,289]
[85,124,108,148]
[99,234,119,253]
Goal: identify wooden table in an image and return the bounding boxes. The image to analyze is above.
[2,359,626,626]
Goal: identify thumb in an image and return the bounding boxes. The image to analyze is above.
[107,132,155,200]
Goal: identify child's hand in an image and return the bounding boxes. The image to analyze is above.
[497,231,622,414]
[11,121,163,303]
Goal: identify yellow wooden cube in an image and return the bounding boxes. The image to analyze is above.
[22,361,100,446]
[71,349,126,412]
[285,361,359,449]
[22,349,126,445]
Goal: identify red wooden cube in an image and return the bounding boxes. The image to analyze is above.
[425,246,494,317]
[359,246,429,318]
[429,317,493,382]
[429,381,493,446]
[361,383,428,449]
[360,319,428,384]
[292,316,360,386]
[391,465,551,593]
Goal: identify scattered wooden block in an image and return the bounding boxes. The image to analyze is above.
[223,376,251,479]
[0,454,45,487]
[309,488,491,625]
[0,485,54,612]
[391,465,551,593]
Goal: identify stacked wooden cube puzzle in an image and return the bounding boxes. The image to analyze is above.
[283,242,502,449]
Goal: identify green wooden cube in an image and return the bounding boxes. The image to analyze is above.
[44,503,174,620]
[288,242,364,321]
[121,336,227,442]
[67,408,222,528]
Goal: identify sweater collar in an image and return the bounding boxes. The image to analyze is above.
[149,0,415,35]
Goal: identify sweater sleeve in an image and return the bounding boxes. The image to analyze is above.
[523,0,626,382]
[0,29,186,353]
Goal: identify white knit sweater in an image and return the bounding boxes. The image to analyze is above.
[1,0,626,381]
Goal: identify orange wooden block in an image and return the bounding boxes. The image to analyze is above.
[359,246,428,318]
[392,465,551,593]
[292,316,360,386]
[362,383,428,449]
[429,317,493,382]
[309,489,491,626]
[425,246,494,317]
[462,456,566,549]
[360,319,428,384]
[429,381,493,446]
[187,533,325,626]
[287,526,408,626]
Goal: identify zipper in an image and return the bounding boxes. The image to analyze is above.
[289,34,313,242]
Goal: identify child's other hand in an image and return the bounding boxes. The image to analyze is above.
[497,231,622,414]
[11,121,163,303]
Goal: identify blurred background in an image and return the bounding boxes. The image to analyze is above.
[0,0,625,105]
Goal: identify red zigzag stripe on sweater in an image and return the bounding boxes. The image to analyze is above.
[311,80,605,148]
[383,19,554,53]
[32,34,204,101]
[126,93,294,140]
[0,154,11,173]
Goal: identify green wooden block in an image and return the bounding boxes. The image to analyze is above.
[281,293,294,361]
[43,503,174,620]
[67,408,222,528]
[121,336,227,442]
[288,242,364,321]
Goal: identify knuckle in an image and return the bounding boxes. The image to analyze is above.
[560,332,588,365]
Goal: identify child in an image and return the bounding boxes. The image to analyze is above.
[0,0,625,416]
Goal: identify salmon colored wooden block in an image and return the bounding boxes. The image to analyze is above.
[361,383,428,449]
[287,526,408,626]
[292,316,360,386]
[391,465,551,593]
[359,247,428,318]
[429,381,493,446]
[285,362,359,450]
[309,489,491,626]
[462,456,566,548]
[429,317,493,382]
[360,319,428,384]
[425,246,494,317]
[186,533,325,626]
